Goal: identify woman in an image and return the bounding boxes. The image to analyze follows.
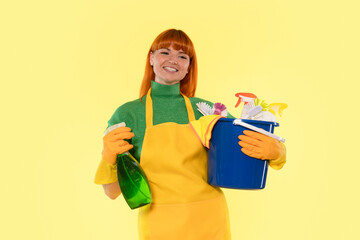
[95,29,286,240]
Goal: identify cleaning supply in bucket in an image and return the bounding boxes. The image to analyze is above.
[268,103,288,117]
[213,102,228,116]
[104,123,152,209]
[196,102,228,117]
[243,105,262,119]
[235,92,257,108]
[235,93,288,122]
[196,102,214,116]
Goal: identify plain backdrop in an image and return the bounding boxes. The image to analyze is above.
[1,0,359,239]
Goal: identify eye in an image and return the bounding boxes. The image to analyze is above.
[179,55,188,60]
[160,51,169,55]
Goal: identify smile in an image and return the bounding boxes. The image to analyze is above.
[163,66,178,72]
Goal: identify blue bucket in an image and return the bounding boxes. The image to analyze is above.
[208,118,279,189]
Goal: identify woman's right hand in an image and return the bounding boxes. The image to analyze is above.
[102,127,135,165]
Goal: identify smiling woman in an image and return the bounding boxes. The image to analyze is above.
[94,29,232,240]
[94,28,286,240]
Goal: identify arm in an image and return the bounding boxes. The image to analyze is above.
[94,126,134,199]
[268,142,286,170]
[102,181,122,200]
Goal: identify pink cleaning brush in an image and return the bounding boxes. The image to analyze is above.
[213,102,228,116]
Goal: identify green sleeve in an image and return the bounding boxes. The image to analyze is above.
[106,97,146,161]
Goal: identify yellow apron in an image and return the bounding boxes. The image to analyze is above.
[138,89,231,240]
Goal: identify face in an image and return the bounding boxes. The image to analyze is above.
[149,45,190,85]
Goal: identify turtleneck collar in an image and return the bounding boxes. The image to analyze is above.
[150,80,181,97]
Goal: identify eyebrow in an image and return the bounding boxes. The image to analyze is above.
[163,48,187,54]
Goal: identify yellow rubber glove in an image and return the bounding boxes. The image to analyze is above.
[94,159,118,184]
[102,126,135,165]
[238,130,286,169]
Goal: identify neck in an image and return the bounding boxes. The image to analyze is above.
[150,80,181,97]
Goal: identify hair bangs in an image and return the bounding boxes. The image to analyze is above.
[151,30,194,58]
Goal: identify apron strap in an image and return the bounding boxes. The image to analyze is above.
[183,95,196,122]
[145,88,195,127]
[145,88,154,127]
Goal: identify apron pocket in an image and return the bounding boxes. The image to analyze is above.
[140,195,230,240]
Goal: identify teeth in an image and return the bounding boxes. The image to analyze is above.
[164,67,177,72]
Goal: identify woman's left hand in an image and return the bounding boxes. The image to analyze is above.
[238,130,283,160]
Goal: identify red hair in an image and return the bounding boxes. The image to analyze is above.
[139,29,198,98]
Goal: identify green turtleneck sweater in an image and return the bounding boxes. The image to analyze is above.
[107,81,233,161]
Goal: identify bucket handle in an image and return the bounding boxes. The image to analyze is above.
[233,119,286,143]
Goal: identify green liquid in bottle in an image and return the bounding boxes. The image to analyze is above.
[116,152,152,209]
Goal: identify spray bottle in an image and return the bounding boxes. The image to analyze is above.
[104,123,152,209]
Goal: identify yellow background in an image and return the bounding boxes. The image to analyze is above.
[1,0,359,239]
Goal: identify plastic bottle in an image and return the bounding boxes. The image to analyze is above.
[116,152,152,209]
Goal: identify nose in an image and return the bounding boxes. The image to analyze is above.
[168,60,178,65]
[168,55,178,65]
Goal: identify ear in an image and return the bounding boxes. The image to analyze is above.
[149,52,154,66]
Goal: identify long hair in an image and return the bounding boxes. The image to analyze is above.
[139,29,198,98]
